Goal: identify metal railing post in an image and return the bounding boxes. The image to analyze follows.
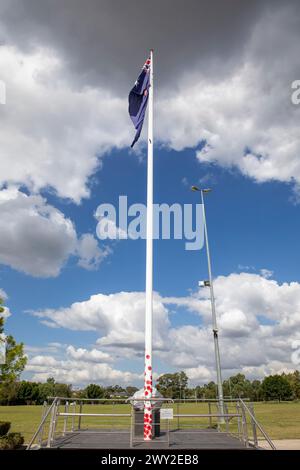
[240,398,276,450]
[47,399,57,448]
[38,401,47,447]
[216,401,221,431]
[78,401,83,430]
[27,398,57,450]
[240,401,249,447]
[208,401,212,428]
[71,402,75,432]
[225,402,229,433]
[249,403,258,447]
[236,402,242,441]
[130,405,134,448]
[51,399,60,443]
[63,401,69,436]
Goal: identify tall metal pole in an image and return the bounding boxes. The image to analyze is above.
[143,48,154,441]
[200,190,225,421]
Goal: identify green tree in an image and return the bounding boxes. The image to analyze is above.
[185,387,197,399]
[54,382,72,398]
[106,385,125,394]
[0,299,27,382]
[84,383,105,399]
[0,380,19,405]
[261,374,293,401]
[156,371,188,399]
[202,381,217,399]
[223,374,252,398]
[194,385,206,399]
[37,377,56,402]
[36,378,72,402]
[282,371,300,399]
[0,298,27,405]
[16,381,39,404]
[125,386,138,397]
[250,379,263,401]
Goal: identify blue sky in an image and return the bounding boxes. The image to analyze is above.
[0,0,300,387]
[2,145,300,385]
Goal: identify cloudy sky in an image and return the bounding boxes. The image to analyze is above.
[1,0,300,387]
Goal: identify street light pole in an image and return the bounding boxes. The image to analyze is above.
[192,186,225,421]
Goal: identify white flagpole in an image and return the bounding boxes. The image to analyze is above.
[143,48,154,441]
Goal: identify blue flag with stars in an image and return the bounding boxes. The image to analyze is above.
[128,56,151,147]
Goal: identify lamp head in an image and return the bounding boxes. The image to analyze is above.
[198,280,211,287]
[191,186,212,193]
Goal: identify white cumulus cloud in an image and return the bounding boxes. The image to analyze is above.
[0,186,109,277]
[157,5,300,191]
[0,45,131,203]
[66,345,112,363]
[76,233,111,270]
[27,352,140,385]
[1,4,299,205]
[27,271,300,385]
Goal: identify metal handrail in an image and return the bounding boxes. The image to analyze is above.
[48,396,131,402]
[48,396,249,403]
[126,397,174,402]
[26,397,58,450]
[172,398,250,402]
[239,398,276,450]
[58,412,131,417]
[173,413,239,418]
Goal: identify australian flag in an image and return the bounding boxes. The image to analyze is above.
[128,57,151,147]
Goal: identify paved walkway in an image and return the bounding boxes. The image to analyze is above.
[259,439,300,450]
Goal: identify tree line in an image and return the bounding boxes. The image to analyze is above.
[156,370,300,402]
[0,378,139,405]
[1,371,299,405]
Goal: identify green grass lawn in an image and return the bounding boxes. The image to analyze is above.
[0,401,299,444]
[250,401,300,440]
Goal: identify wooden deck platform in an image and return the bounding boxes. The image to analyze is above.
[49,428,250,450]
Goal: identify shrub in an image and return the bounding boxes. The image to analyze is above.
[9,432,24,448]
[0,421,11,437]
[0,432,24,450]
